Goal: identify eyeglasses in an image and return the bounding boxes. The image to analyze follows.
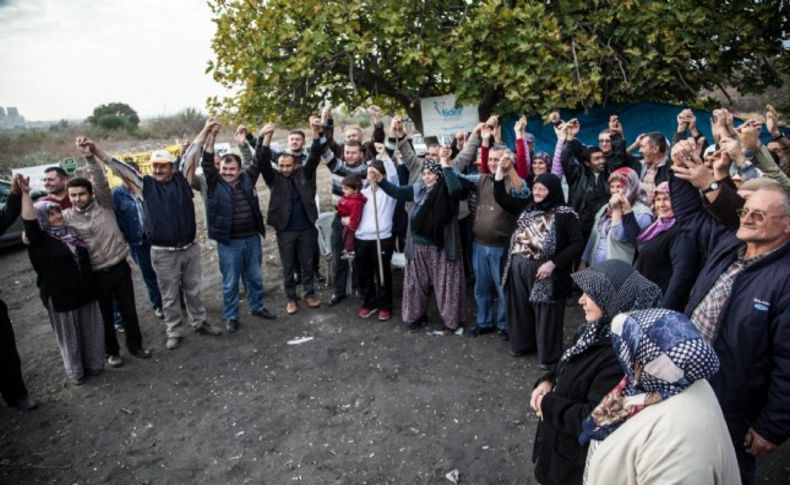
[736,208,787,223]
[598,138,611,144]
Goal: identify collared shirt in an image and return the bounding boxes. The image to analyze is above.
[691,246,774,342]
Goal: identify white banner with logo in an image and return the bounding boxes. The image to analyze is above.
[420,94,479,137]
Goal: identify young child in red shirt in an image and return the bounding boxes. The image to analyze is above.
[337,175,367,260]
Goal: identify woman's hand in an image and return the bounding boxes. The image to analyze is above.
[341,216,350,226]
[530,380,553,416]
[536,260,556,280]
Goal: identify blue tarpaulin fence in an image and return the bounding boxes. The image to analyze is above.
[498,101,788,155]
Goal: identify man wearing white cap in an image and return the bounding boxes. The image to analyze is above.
[83,118,223,350]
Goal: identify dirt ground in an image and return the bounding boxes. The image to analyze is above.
[1,166,788,484]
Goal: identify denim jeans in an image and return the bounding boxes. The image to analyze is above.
[129,239,162,310]
[472,242,507,330]
[217,234,264,320]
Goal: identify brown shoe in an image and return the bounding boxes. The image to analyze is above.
[304,295,321,309]
[286,300,299,315]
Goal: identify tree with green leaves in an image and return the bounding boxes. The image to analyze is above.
[86,102,140,131]
[207,0,789,132]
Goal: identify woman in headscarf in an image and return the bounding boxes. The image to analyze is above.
[20,182,103,385]
[528,260,662,485]
[582,309,739,485]
[493,170,583,366]
[628,181,697,311]
[581,167,652,266]
[374,147,465,333]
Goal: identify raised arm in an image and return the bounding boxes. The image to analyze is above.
[451,123,483,173]
[235,125,254,168]
[75,136,112,208]
[201,121,221,190]
[514,116,528,179]
[254,122,278,186]
[303,117,324,180]
[181,118,215,184]
[493,176,529,215]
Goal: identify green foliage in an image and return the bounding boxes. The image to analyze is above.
[208,0,789,130]
[87,102,140,132]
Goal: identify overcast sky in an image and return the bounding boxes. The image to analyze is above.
[0,0,226,121]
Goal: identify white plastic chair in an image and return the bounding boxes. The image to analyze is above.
[315,211,335,287]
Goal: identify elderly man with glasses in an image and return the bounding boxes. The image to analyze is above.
[670,137,790,485]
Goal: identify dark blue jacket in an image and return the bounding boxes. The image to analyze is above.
[202,151,266,243]
[112,185,145,246]
[671,171,790,446]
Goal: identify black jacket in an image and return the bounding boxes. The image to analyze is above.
[24,219,98,312]
[533,338,623,485]
[560,140,613,234]
[671,170,790,446]
[0,190,20,234]
[255,139,321,232]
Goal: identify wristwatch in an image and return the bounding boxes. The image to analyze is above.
[702,181,720,194]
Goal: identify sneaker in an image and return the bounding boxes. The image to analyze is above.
[166,336,181,350]
[154,307,164,319]
[304,295,321,309]
[358,307,378,319]
[225,318,239,333]
[378,310,392,321]
[194,322,222,336]
[341,250,355,260]
[107,355,123,368]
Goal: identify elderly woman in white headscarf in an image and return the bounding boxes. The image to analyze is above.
[582,308,739,485]
[20,188,104,385]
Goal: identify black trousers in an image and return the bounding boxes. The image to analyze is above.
[459,215,474,280]
[331,216,358,297]
[506,257,565,365]
[277,228,316,300]
[96,260,144,356]
[0,298,29,406]
[355,237,394,312]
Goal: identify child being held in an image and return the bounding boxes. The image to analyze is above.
[337,175,367,260]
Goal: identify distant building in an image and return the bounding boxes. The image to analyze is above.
[0,106,26,130]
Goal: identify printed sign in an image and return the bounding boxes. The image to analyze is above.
[420,94,479,138]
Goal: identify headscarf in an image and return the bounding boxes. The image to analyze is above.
[579,309,719,444]
[560,260,662,363]
[532,173,564,211]
[597,167,644,235]
[636,181,675,244]
[34,200,87,258]
[423,159,444,178]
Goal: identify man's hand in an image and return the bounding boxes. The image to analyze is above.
[389,116,403,138]
[735,119,762,151]
[565,119,580,140]
[439,145,453,167]
[609,115,623,136]
[75,136,96,157]
[11,174,29,195]
[321,105,332,124]
[309,116,322,137]
[719,137,747,166]
[210,120,221,136]
[485,115,499,131]
[709,149,732,180]
[676,110,689,133]
[766,105,780,138]
[234,125,248,146]
[548,111,562,126]
[673,157,715,190]
[481,125,492,145]
[684,109,698,135]
[536,260,556,280]
[341,216,350,226]
[744,428,777,457]
[455,131,467,149]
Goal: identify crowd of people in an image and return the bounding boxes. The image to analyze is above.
[0,103,788,484]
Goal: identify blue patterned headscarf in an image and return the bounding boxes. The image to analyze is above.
[579,309,719,444]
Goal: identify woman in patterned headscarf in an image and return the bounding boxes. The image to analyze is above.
[629,181,698,311]
[528,260,662,485]
[581,167,653,265]
[376,148,465,333]
[493,171,584,366]
[582,309,738,485]
[20,189,103,385]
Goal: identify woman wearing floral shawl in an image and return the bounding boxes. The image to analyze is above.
[493,172,584,366]
[582,309,738,485]
[529,260,661,485]
[21,188,104,385]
